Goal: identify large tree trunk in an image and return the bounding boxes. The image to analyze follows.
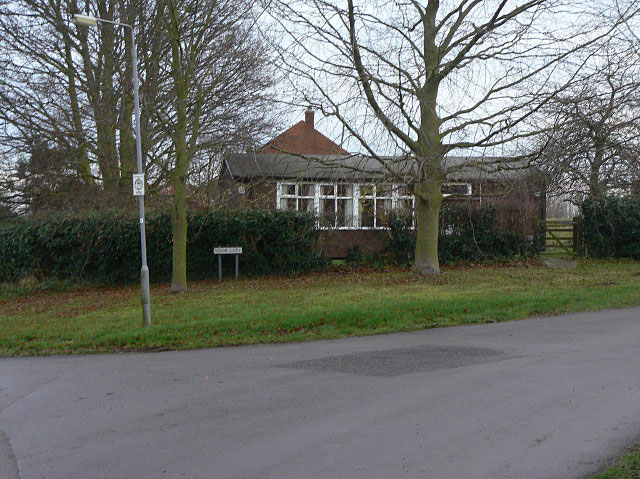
[170,166,188,293]
[413,77,443,275]
[168,9,189,293]
[413,180,443,275]
[169,91,189,292]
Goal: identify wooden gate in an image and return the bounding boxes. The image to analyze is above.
[541,219,583,257]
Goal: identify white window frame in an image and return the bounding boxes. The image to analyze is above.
[317,183,354,229]
[392,184,415,229]
[442,182,472,197]
[276,182,316,212]
[276,182,297,211]
[318,183,336,228]
[357,183,394,229]
[276,181,416,230]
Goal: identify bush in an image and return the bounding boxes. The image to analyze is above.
[385,204,535,264]
[0,209,327,283]
[580,195,640,259]
[344,245,363,266]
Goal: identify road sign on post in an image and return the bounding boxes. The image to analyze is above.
[214,247,242,281]
[132,174,145,196]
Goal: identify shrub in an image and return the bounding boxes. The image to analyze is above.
[580,195,640,259]
[0,209,327,283]
[385,204,535,264]
[387,213,415,265]
[344,245,363,266]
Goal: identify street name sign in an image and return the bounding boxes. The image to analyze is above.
[214,247,242,254]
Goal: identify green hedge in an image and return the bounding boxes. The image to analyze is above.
[0,210,327,283]
[386,204,538,265]
[580,195,640,259]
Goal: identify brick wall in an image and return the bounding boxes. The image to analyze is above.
[316,229,387,258]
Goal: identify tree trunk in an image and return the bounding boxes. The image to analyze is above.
[413,180,443,275]
[118,25,136,194]
[90,2,119,191]
[169,9,189,293]
[169,96,189,292]
[589,138,605,196]
[63,38,93,186]
[118,0,139,193]
[170,167,188,293]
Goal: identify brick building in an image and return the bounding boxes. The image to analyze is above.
[221,110,545,257]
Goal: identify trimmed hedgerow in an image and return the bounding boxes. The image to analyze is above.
[386,204,538,265]
[580,195,640,259]
[0,210,327,283]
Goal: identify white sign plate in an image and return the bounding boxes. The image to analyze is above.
[132,174,145,196]
[214,247,242,254]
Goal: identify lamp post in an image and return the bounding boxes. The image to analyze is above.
[72,13,151,327]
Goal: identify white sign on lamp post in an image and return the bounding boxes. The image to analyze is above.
[133,174,145,196]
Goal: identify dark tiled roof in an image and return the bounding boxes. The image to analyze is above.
[224,153,536,182]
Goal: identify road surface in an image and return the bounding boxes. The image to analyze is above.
[1,307,640,478]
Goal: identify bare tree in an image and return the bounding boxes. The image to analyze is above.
[0,0,276,290]
[149,0,276,292]
[270,0,638,274]
[0,0,144,201]
[535,47,640,202]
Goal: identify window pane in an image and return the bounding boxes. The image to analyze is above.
[376,199,391,227]
[377,184,392,198]
[280,198,296,210]
[299,183,314,197]
[337,184,352,197]
[395,199,415,228]
[360,184,374,197]
[443,183,471,196]
[281,184,296,196]
[360,198,374,227]
[321,184,335,196]
[337,199,353,227]
[319,198,336,227]
[299,198,314,213]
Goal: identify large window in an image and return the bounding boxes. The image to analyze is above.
[318,183,354,228]
[278,183,315,213]
[276,181,468,229]
[359,184,392,228]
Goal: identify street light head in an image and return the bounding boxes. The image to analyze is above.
[71,14,98,26]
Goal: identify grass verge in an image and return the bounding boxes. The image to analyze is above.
[1,259,640,356]
[593,445,640,478]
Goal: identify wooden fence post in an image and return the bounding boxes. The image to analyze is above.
[572,216,583,258]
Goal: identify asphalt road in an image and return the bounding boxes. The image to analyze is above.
[2,307,640,479]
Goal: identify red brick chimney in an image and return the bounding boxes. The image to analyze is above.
[305,108,314,130]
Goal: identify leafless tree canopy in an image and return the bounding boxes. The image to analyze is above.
[534,42,640,202]
[0,0,277,216]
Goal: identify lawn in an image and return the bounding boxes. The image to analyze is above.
[1,259,640,356]
[593,445,640,478]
